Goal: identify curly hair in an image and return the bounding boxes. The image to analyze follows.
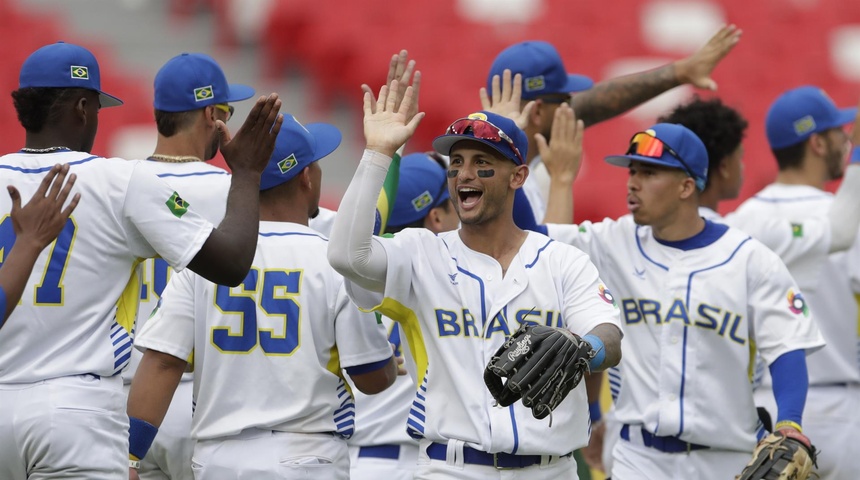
[11,87,89,133]
[658,96,748,188]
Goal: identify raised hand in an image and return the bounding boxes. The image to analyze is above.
[674,24,742,91]
[364,80,424,158]
[362,50,422,125]
[480,69,535,130]
[537,103,584,185]
[8,163,80,250]
[218,93,284,174]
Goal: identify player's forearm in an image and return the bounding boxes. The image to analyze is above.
[541,179,574,224]
[827,157,860,253]
[127,349,187,428]
[769,349,807,428]
[327,150,391,292]
[584,323,623,371]
[571,64,679,128]
[187,169,260,286]
[0,239,42,324]
[348,356,398,394]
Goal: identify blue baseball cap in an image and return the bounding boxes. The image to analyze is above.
[259,115,342,191]
[605,123,709,191]
[431,111,529,165]
[19,41,123,107]
[389,153,451,227]
[488,41,593,100]
[765,86,857,149]
[154,53,255,112]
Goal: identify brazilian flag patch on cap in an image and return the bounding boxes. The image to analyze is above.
[194,85,214,102]
[278,154,298,174]
[166,191,190,218]
[70,66,89,80]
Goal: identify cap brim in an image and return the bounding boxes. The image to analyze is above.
[306,123,342,161]
[99,91,123,108]
[833,107,858,127]
[605,154,684,170]
[564,74,593,93]
[224,83,255,103]
[432,135,521,164]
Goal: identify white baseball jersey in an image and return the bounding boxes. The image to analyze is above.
[310,207,337,236]
[126,160,231,384]
[348,317,418,448]
[522,159,547,222]
[344,228,621,456]
[546,216,825,451]
[134,221,393,441]
[730,184,860,386]
[0,150,213,383]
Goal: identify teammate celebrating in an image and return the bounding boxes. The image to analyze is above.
[125,51,256,480]
[128,114,399,480]
[522,123,825,479]
[0,41,282,479]
[328,81,623,479]
[487,25,741,222]
[730,86,860,479]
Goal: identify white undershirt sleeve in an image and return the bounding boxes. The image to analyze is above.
[828,164,860,253]
[327,149,391,293]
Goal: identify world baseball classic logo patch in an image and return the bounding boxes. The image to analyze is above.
[194,85,214,102]
[277,154,298,174]
[598,284,616,306]
[787,289,809,317]
[70,66,89,80]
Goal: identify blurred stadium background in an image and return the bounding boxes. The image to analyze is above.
[7,0,860,222]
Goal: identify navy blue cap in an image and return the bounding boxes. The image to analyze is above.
[19,41,122,107]
[488,41,593,100]
[389,153,451,227]
[154,53,255,112]
[260,115,342,191]
[765,86,857,149]
[431,111,529,165]
[605,123,709,191]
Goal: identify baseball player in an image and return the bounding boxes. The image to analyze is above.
[328,80,623,479]
[348,152,457,480]
[0,41,282,479]
[123,52,256,480]
[0,164,79,323]
[127,114,399,480]
[486,25,741,222]
[517,123,825,479]
[729,86,860,479]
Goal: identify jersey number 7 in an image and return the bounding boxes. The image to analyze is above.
[0,216,76,305]
[212,268,302,355]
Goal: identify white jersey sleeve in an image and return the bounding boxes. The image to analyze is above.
[134,268,196,363]
[334,282,394,370]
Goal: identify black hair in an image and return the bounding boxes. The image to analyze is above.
[658,96,748,188]
[154,109,200,137]
[11,87,89,132]
[771,141,808,171]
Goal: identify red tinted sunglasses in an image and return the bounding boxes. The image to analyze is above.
[627,131,696,179]
[446,118,525,165]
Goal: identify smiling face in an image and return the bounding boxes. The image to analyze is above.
[447,140,527,226]
[627,160,695,228]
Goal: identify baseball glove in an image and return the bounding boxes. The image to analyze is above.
[483,324,595,423]
[736,429,818,480]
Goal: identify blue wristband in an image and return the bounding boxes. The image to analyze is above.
[583,334,605,371]
[589,401,602,423]
[128,416,159,461]
[851,146,860,164]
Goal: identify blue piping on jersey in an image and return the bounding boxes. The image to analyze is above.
[0,155,98,173]
[634,226,669,271]
[525,238,553,269]
[654,220,728,251]
[156,171,229,178]
[508,405,520,454]
[456,267,486,326]
[678,236,752,435]
[751,194,829,203]
[258,231,327,240]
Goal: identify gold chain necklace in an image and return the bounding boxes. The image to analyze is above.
[20,146,70,153]
[147,154,202,163]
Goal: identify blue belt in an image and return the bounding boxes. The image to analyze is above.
[620,424,709,453]
[358,444,400,460]
[426,442,571,469]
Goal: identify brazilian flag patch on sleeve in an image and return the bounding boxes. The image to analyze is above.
[166,191,190,218]
[791,223,803,238]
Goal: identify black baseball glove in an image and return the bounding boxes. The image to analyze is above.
[484,324,595,422]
